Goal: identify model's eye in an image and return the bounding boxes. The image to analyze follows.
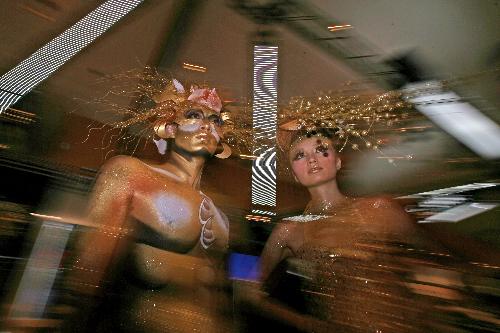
[208,114,223,126]
[292,151,305,161]
[185,109,203,119]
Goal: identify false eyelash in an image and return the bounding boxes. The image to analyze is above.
[293,152,305,160]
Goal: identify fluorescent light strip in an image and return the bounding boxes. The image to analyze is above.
[327,24,352,32]
[419,202,498,223]
[182,62,207,72]
[251,45,278,207]
[406,81,500,159]
[0,0,144,114]
[399,182,499,223]
[400,183,498,199]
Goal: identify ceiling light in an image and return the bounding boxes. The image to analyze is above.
[182,62,206,72]
[0,0,144,114]
[327,24,352,32]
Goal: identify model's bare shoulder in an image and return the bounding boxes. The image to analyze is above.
[259,220,303,281]
[354,196,414,232]
[354,195,395,209]
[263,221,304,256]
[275,219,303,236]
[95,155,148,182]
[101,155,144,172]
[88,156,142,208]
[354,196,405,214]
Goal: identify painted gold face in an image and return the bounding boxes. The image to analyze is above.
[174,108,223,156]
[289,136,341,188]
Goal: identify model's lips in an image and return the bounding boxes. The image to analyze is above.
[195,132,210,141]
[308,166,323,174]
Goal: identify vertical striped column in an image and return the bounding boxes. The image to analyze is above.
[251,45,278,211]
[0,0,145,114]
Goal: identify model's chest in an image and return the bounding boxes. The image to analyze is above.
[130,186,228,252]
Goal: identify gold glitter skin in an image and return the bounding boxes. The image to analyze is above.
[241,131,477,333]
[65,82,231,333]
[174,109,221,157]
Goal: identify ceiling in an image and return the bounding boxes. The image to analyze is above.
[0,0,499,209]
[1,0,497,119]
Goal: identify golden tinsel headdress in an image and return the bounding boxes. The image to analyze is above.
[85,67,241,157]
[277,90,413,154]
[109,76,223,129]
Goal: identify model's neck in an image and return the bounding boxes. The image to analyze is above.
[307,179,347,208]
[161,147,207,189]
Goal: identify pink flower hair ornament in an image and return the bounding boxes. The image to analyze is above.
[151,78,223,119]
[109,77,223,131]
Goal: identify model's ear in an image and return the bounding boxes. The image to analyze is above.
[154,121,177,139]
[165,124,177,138]
[215,142,232,159]
[336,158,342,171]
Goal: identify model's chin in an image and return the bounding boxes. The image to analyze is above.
[301,174,336,188]
[194,139,218,153]
[173,143,216,158]
[188,146,217,157]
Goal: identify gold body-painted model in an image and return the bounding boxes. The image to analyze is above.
[68,106,231,332]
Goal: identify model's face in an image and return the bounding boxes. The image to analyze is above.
[289,136,340,188]
[174,108,223,156]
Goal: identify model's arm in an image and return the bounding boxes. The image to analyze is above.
[237,222,331,332]
[58,156,136,331]
[67,156,135,296]
[368,197,433,245]
[259,222,295,281]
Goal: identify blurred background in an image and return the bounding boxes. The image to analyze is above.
[0,0,499,331]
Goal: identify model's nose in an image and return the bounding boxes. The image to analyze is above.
[200,119,211,131]
[307,155,317,164]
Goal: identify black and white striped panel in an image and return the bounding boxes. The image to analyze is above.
[251,209,277,216]
[251,45,278,207]
[0,0,144,114]
[252,146,277,206]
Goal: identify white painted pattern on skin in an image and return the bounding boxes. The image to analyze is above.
[210,123,220,142]
[153,194,192,230]
[178,121,200,132]
[199,192,229,249]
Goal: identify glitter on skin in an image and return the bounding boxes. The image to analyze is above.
[177,120,221,143]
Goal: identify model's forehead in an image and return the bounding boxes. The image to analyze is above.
[290,135,331,150]
[175,104,220,123]
[203,108,219,117]
[183,105,219,117]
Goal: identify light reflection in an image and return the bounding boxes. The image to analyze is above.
[182,62,207,72]
[17,3,55,22]
[405,81,500,159]
[327,24,352,31]
[245,214,272,222]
